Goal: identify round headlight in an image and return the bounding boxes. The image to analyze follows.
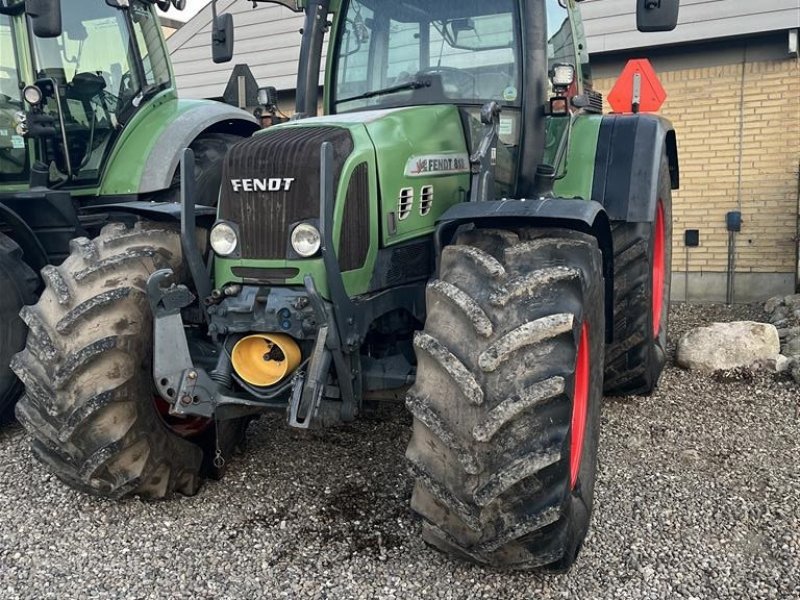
[23,85,43,106]
[210,222,238,257]
[291,223,321,258]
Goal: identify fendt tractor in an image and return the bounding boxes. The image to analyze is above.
[13,0,681,570]
[0,0,259,413]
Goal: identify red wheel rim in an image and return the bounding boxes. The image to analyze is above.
[652,200,666,337]
[569,322,590,490]
[153,396,212,438]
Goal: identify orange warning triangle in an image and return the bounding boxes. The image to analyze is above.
[608,59,667,113]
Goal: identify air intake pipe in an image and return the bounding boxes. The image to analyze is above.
[295,0,330,119]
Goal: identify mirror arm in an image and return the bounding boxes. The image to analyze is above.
[0,3,25,16]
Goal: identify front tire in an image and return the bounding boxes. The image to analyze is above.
[406,227,605,570]
[12,223,205,498]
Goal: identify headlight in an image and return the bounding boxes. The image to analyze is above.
[210,222,238,256]
[23,85,43,106]
[291,223,321,258]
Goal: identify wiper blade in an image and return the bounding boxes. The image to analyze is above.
[338,77,431,104]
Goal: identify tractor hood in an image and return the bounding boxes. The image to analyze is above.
[215,104,470,298]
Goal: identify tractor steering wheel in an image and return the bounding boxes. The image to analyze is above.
[419,66,476,95]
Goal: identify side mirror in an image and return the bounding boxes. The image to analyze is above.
[636,0,680,32]
[212,12,235,64]
[25,0,62,38]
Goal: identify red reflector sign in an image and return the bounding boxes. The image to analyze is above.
[608,59,667,113]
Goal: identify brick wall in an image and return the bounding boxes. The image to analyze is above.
[594,56,800,298]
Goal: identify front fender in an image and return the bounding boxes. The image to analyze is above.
[99,95,258,197]
[591,114,679,223]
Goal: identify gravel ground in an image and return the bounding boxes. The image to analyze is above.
[1,303,798,600]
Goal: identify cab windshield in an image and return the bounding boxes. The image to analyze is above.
[0,12,27,182]
[333,0,521,113]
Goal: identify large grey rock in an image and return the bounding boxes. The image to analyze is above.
[677,322,781,372]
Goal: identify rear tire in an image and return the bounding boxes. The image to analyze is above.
[603,149,673,396]
[12,222,206,498]
[0,234,38,418]
[406,227,605,570]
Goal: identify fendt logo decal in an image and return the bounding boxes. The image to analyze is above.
[230,178,295,193]
[405,153,470,177]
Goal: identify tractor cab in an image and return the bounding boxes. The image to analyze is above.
[329,0,524,194]
[0,0,174,187]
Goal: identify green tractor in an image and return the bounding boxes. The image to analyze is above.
[0,0,259,414]
[13,0,681,570]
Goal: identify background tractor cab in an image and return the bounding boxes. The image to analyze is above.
[1,0,257,194]
[0,0,258,417]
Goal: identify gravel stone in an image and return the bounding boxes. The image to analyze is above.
[0,302,798,600]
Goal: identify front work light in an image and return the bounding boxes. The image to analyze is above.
[291,223,321,258]
[550,64,576,89]
[210,222,238,256]
[23,85,43,106]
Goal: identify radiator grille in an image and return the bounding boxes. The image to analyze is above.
[219,127,354,259]
[339,163,370,272]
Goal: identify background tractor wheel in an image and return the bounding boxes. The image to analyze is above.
[12,222,215,499]
[604,149,673,396]
[0,234,38,419]
[164,132,243,206]
[406,227,605,570]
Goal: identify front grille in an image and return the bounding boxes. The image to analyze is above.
[219,127,354,259]
[231,267,300,283]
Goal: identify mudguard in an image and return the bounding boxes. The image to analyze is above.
[591,114,679,223]
[436,197,615,340]
[137,103,259,195]
[99,97,259,197]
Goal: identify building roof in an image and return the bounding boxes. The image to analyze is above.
[169,0,800,98]
[581,0,800,54]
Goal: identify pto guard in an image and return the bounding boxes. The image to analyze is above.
[147,268,340,429]
[231,334,302,387]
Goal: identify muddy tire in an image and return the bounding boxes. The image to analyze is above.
[406,227,605,570]
[0,234,38,418]
[604,149,673,396]
[11,222,205,499]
